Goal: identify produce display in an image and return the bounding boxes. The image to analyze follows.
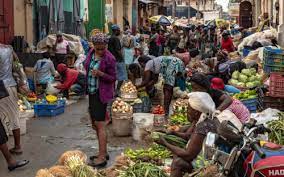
[151,132,188,148]
[120,81,137,94]
[229,68,263,88]
[36,150,99,177]
[125,144,171,165]
[170,113,189,126]
[112,98,133,114]
[172,99,188,113]
[152,105,165,115]
[232,90,257,100]
[118,162,169,177]
[48,165,72,177]
[46,94,58,103]
[27,92,37,102]
[267,112,284,145]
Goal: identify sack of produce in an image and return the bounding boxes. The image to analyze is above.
[46,81,61,95]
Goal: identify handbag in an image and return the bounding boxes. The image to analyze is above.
[0,80,9,100]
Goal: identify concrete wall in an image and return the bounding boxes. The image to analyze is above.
[14,0,33,44]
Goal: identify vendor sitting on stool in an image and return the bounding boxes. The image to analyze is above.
[55,63,86,98]
[155,92,243,177]
[34,52,58,91]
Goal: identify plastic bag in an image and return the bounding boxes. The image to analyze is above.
[216,110,242,131]
[251,108,281,125]
[46,81,61,95]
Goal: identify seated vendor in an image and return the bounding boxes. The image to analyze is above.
[190,73,249,123]
[34,52,58,89]
[207,50,246,84]
[155,92,242,177]
[55,63,86,98]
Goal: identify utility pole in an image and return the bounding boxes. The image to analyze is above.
[188,0,191,23]
[172,0,176,18]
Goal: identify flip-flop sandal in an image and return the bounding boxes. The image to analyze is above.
[9,148,23,155]
[89,154,110,161]
[8,160,29,171]
[88,160,107,168]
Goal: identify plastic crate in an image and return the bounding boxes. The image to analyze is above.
[241,98,258,113]
[262,96,284,111]
[263,64,284,74]
[133,103,143,113]
[34,100,66,117]
[269,72,284,98]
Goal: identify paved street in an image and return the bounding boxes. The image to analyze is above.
[0,99,141,177]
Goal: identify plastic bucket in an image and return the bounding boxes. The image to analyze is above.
[132,113,154,141]
[112,113,133,137]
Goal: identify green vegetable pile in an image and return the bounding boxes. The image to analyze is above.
[229,68,262,88]
[232,90,257,100]
[118,162,169,177]
[151,132,188,148]
[170,113,190,126]
[267,112,284,145]
[125,144,171,165]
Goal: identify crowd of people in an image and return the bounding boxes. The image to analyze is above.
[0,19,275,175]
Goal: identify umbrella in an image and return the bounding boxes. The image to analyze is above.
[149,15,172,26]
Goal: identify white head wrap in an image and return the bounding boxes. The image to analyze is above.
[188,92,216,116]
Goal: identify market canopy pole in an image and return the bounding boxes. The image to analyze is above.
[188,0,190,23]
[172,0,176,18]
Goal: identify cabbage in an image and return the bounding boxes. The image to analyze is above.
[246,82,255,88]
[236,82,245,87]
[232,71,240,80]
[229,79,239,85]
[248,76,256,82]
[255,74,262,81]
[254,80,261,86]
[241,69,251,76]
[249,68,256,75]
[239,74,248,83]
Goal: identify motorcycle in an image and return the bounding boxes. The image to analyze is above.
[203,119,284,177]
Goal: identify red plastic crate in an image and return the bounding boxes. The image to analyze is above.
[269,72,284,97]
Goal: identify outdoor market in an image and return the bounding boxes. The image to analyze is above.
[1,0,284,177]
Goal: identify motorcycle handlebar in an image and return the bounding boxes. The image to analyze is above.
[251,142,266,159]
[256,125,271,134]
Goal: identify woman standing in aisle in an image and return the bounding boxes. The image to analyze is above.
[84,33,116,167]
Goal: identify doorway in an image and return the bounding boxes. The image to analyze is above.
[239,1,253,28]
[0,0,14,44]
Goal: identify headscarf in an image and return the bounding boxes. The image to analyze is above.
[91,33,109,44]
[211,78,225,90]
[188,92,216,117]
[57,63,68,74]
